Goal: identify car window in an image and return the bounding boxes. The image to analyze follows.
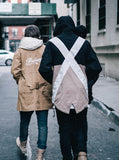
[0,52,9,54]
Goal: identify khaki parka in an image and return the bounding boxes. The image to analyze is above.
[11,37,52,111]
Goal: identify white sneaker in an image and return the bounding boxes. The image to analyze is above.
[36,148,45,160]
[16,137,27,154]
[78,152,87,160]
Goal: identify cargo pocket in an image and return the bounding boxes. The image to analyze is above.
[19,78,32,93]
[18,78,33,106]
[42,83,52,103]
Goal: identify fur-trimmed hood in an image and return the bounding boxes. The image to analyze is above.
[19,37,43,50]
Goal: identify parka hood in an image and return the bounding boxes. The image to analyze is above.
[19,37,43,50]
[53,16,75,36]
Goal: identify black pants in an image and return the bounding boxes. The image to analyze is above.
[56,108,88,160]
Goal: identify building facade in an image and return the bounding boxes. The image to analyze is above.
[65,0,119,80]
[51,0,69,18]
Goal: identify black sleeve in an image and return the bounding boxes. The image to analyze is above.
[85,41,102,83]
[85,41,102,103]
[39,42,53,84]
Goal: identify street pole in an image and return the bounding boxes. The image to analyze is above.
[4,27,9,51]
[68,3,73,18]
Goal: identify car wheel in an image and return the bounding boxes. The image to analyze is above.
[5,59,12,66]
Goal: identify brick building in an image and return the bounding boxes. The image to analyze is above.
[9,26,26,52]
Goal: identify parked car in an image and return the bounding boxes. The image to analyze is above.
[0,50,14,66]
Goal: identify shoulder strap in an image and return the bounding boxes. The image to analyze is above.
[50,37,68,58]
[70,37,85,57]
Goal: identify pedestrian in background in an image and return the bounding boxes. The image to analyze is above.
[75,25,100,104]
[68,25,90,160]
[11,25,52,160]
[75,25,87,39]
[39,16,102,160]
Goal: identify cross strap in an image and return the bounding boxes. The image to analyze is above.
[50,37,88,102]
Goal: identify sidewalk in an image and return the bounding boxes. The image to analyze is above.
[92,76,119,125]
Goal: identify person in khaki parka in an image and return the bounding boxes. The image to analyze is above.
[11,25,52,160]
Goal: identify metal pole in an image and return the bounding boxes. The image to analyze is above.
[71,3,73,18]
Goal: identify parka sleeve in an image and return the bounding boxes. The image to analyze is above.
[39,42,53,84]
[11,49,22,84]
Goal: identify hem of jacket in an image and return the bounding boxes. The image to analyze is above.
[54,102,88,114]
[17,105,53,112]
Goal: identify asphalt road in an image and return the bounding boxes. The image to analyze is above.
[0,66,119,160]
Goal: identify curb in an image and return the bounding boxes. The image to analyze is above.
[92,99,119,126]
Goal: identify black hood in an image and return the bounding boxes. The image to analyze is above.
[53,16,75,36]
[75,25,87,39]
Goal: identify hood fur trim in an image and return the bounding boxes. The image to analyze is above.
[19,37,43,50]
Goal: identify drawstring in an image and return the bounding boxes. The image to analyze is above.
[53,106,56,117]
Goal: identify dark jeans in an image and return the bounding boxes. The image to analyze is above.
[56,108,88,160]
[19,110,48,149]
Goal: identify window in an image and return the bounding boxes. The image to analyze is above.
[99,0,106,30]
[86,0,91,33]
[22,28,25,37]
[30,0,50,2]
[2,0,7,2]
[117,0,119,24]
[39,0,50,2]
[77,0,80,26]
[11,28,18,38]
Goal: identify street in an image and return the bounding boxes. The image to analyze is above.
[0,66,119,160]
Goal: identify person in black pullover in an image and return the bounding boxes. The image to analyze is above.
[39,16,102,160]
